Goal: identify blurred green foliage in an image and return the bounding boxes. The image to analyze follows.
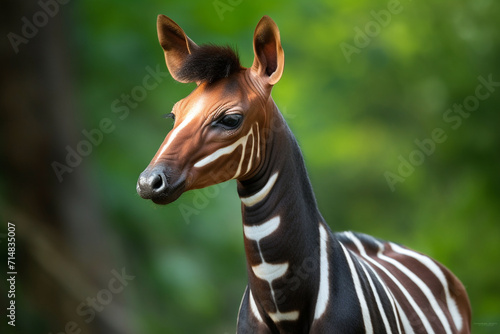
[11,0,500,332]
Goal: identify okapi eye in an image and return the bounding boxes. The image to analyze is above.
[218,114,243,130]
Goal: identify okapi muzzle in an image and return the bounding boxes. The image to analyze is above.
[137,15,283,205]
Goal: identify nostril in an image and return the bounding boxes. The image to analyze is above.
[152,173,166,191]
[137,166,170,199]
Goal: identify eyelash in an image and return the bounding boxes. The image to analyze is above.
[163,112,175,120]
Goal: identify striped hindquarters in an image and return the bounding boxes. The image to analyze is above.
[334,231,470,334]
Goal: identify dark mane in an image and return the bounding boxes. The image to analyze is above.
[176,45,241,84]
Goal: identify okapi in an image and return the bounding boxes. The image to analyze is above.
[137,15,471,334]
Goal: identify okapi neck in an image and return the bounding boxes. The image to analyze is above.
[236,106,325,327]
[237,105,323,228]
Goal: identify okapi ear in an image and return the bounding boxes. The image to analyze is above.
[251,16,285,86]
[157,15,199,83]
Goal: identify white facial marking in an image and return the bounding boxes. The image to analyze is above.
[246,127,255,175]
[241,172,278,207]
[314,224,330,320]
[243,215,280,242]
[194,123,260,179]
[154,98,205,163]
[194,133,248,168]
[194,124,256,168]
[233,128,251,179]
[256,125,260,159]
[339,242,374,333]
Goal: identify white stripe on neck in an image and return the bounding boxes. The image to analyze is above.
[243,216,280,242]
[314,224,330,319]
[252,262,289,283]
[249,289,263,322]
[269,310,300,322]
[241,172,278,207]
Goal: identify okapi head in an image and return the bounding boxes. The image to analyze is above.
[137,15,284,204]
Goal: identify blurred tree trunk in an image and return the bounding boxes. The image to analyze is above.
[1,1,132,333]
